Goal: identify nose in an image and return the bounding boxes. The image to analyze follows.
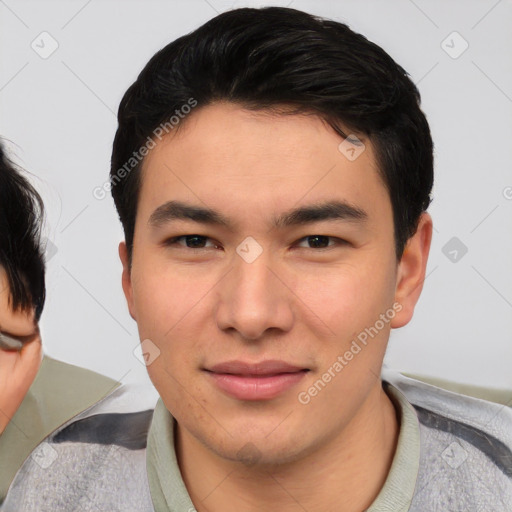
[215,250,294,341]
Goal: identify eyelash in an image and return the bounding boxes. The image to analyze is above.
[164,235,349,251]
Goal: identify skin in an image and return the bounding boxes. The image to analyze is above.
[120,102,432,511]
[0,267,42,434]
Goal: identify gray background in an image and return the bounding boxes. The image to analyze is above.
[1,0,511,389]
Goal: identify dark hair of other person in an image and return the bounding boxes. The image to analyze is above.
[0,141,46,321]
[110,7,434,264]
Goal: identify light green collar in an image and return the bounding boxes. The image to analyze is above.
[366,381,421,511]
[147,380,421,511]
[147,399,197,511]
[0,355,120,501]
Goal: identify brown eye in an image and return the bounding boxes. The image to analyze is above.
[296,235,341,249]
[306,235,330,248]
[165,235,219,249]
[182,235,208,248]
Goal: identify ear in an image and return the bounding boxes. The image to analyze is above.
[0,268,36,336]
[119,241,137,321]
[391,212,433,328]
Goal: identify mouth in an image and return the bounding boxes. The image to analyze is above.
[203,360,310,401]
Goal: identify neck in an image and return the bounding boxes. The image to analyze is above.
[176,381,399,512]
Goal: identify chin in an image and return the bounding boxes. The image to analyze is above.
[206,428,313,469]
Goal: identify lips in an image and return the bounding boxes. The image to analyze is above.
[204,360,309,401]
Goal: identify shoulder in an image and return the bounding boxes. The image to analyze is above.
[53,382,158,449]
[383,369,512,511]
[2,378,158,512]
[382,368,512,437]
[399,371,512,406]
[0,356,121,504]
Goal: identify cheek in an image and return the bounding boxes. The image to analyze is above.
[131,265,210,367]
[131,263,194,335]
[287,261,396,338]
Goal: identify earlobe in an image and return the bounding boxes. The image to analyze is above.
[119,242,137,321]
[391,213,433,329]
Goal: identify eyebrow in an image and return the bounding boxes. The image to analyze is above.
[148,200,368,230]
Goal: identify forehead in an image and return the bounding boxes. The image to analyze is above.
[137,103,390,227]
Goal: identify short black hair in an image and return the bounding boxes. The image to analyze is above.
[111,6,433,262]
[0,141,46,320]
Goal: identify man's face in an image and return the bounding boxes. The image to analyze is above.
[122,102,421,464]
[0,265,41,434]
